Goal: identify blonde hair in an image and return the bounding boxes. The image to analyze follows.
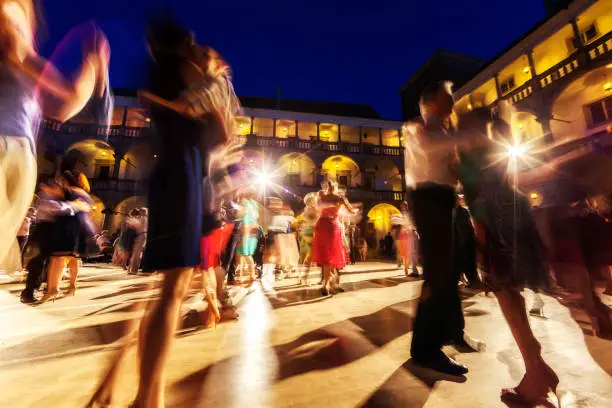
[1,0,37,52]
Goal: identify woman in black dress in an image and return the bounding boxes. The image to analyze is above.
[86,17,239,408]
[39,171,93,303]
[455,109,558,406]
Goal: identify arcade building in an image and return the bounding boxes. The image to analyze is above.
[37,93,405,242]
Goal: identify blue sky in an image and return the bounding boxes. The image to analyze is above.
[40,0,547,119]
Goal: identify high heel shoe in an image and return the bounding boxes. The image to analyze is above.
[66,285,76,297]
[37,290,59,304]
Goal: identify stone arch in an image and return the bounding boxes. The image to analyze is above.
[111,196,147,232]
[321,155,361,188]
[549,65,612,144]
[119,142,156,180]
[363,158,402,191]
[276,152,316,186]
[65,139,116,179]
[367,203,401,241]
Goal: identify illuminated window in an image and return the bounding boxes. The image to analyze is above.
[234,116,251,136]
[297,121,317,140]
[340,125,360,143]
[319,123,338,142]
[252,118,274,137]
[361,127,380,145]
[381,129,400,147]
[586,96,612,128]
[275,119,296,138]
[500,77,516,94]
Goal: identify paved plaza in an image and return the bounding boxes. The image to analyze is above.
[1,263,611,407]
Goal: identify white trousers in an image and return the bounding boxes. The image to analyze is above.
[0,137,36,273]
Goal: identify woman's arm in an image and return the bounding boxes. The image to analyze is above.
[341,196,357,214]
[11,31,109,123]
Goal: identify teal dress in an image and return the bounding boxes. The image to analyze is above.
[236,199,259,256]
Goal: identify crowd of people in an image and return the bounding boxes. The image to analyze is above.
[1,2,612,407]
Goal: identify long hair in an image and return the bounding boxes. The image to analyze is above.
[0,0,38,60]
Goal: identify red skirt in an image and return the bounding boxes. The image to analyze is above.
[311,217,347,269]
[200,223,234,269]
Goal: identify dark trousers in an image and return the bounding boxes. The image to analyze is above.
[455,206,480,286]
[409,183,465,361]
[23,222,54,296]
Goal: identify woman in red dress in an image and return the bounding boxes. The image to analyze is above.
[312,180,357,296]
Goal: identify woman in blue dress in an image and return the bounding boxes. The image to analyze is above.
[87,16,240,408]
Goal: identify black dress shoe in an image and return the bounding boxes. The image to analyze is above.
[20,291,37,304]
[414,354,468,376]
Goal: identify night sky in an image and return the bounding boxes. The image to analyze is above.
[40,0,546,120]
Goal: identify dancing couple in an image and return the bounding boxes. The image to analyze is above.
[404,81,559,405]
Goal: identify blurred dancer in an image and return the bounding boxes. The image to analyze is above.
[0,0,109,273]
[455,109,559,405]
[312,180,357,296]
[127,208,148,275]
[20,181,88,303]
[403,82,482,377]
[39,171,93,302]
[89,17,240,408]
[392,201,417,277]
[294,193,319,285]
[235,189,260,286]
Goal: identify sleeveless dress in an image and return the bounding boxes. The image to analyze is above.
[141,109,203,272]
[311,205,347,268]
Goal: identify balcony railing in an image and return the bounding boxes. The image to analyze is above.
[279,184,403,202]
[242,134,402,156]
[539,56,580,89]
[587,31,612,62]
[90,179,139,192]
[43,121,403,156]
[42,120,149,141]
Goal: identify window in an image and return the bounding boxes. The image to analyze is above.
[585,96,612,128]
[364,172,375,191]
[337,174,350,188]
[582,24,598,44]
[252,118,274,137]
[566,23,599,52]
[500,77,515,94]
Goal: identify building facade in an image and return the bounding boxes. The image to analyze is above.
[451,0,612,206]
[38,93,405,240]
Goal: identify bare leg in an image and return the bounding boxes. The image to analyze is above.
[133,267,194,408]
[66,256,79,295]
[496,288,558,403]
[39,256,65,302]
[202,267,220,328]
[322,265,331,295]
[245,256,256,286]
[87,280,157,407]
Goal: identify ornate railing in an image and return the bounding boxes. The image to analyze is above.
[587,30,612,62]
[242,134,402,156]
[539,56,580,88]
[42,120,149,140]
[507,82,533,104]
[90,179,138,192]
